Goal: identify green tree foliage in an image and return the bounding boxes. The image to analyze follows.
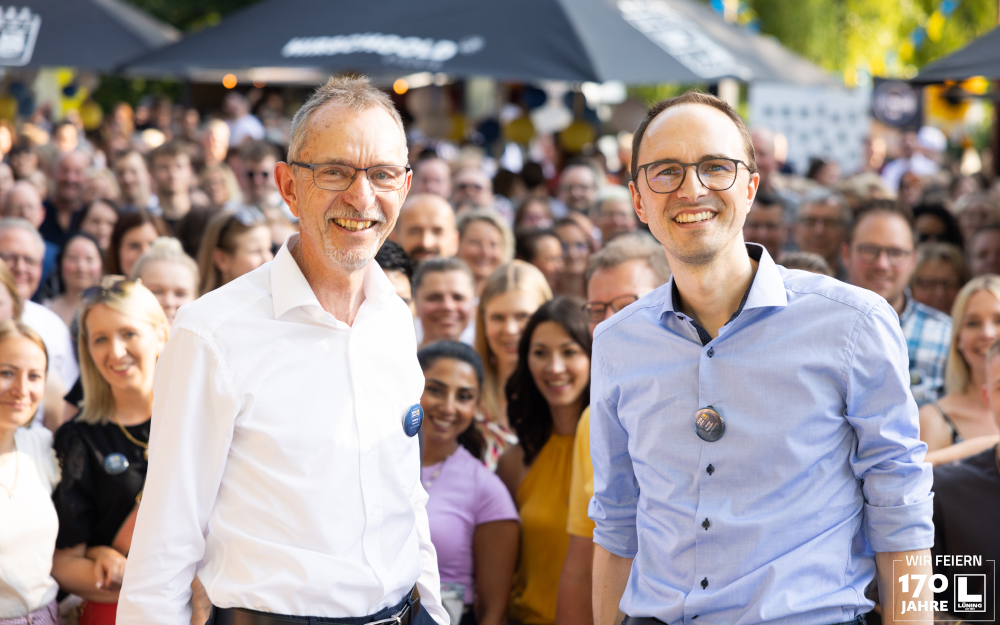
[124,0,258,32]
[746,0,997,83]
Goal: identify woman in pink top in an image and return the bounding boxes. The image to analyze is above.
[418,341,519,625]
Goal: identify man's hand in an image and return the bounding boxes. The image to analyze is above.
[876,549,934,624]
[593,544,632,625]
[87,545,127,591]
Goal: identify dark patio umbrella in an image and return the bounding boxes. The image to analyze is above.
[913,26,1000,83]
[124,0,835,85]
[0,0,179,71]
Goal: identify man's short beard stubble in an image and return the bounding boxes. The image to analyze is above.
[658,196,734,267]
[321,207,387,272]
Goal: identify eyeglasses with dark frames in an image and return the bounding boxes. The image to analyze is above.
[290,161,411,192]
[636,157,748,195]
[582,294,640,322]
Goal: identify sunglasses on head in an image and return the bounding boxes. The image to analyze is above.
[82,276,137,304]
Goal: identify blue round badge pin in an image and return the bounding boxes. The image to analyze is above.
[403,404,423,437]
[103,452,130,475]
[694,406,725,442]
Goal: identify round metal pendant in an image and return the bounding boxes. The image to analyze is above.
[402,403,423,437]
[694,406,725,442]
[103,452,130,475]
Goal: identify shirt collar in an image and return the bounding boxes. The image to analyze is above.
[661,242,788,320]
[271,234,398,320]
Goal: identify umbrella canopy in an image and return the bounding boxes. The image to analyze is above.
[0,0,179,71]
[913,26,1000,83]
[124,0,836,86]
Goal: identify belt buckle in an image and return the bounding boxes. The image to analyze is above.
[369,604,408,625]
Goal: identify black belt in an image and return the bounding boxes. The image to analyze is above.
[622,615,867,625]
[213,586,420,625]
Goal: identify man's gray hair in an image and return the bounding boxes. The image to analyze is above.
[797,188,852,225]
[0,217,45,257]
[287,75,405,163]
[585,232,671,285]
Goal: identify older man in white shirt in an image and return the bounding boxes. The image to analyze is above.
[118,76,447,625]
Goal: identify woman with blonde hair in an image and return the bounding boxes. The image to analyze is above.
[918,275,1000,466]
[457,209,515,297]
[0,320,59,625]
[196,206,273,295]
[50,276,170,625]
[474,261,552,468]
[130,237,199,327]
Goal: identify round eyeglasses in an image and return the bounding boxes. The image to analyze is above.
[291,161,411,192]
[636,158,748,194]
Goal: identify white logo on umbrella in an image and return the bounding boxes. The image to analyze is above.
[281,32,485,64]
[618,0,752,80]
[0,6,40,67]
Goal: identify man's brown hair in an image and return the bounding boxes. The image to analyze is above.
[149,141,193,166]
[630,91,757,182]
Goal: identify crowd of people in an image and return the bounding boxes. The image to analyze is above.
[0,80,998,625]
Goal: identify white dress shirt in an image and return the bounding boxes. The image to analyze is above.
[117,235,447,625]
[0,427,60,618]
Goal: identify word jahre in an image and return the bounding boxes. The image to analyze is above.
[901,601,949,614]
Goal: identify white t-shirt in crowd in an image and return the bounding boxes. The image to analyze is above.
[0,427,61,618]
[227,114,265,147]
[22,300,79,390]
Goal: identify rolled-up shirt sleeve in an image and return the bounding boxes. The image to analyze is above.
[845,299,934,553]
[588,336,640,558]
[117,327,240,625]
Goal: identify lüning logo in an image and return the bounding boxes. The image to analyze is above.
[0,6,40,66]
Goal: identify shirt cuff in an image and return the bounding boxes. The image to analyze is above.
[863,494,935,552]
[592,526,639,559]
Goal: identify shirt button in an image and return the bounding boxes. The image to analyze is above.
[702,518,710,530]
[707,347,714,358]
[706,464,715,475]
[701,577,709,589]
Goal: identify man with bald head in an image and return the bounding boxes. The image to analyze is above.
[41,150,89,247]
[591,91,933,625]
[411,156,452,199]
[391,193,459,262]
[2,181,57,284]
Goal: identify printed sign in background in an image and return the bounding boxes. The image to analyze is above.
[748,82,871,177]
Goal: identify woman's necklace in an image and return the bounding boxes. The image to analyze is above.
[114,415,150,460]
[0,439,18,498]
[422,448,457,489]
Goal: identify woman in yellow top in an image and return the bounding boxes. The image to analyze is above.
[497,297,592,625]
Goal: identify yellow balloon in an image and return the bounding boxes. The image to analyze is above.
[79,100,104,131]
[504,115,535,144]
[0,95,17,121]
[559,120,595,153]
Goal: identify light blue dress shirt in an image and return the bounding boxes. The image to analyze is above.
[589,244,934,625]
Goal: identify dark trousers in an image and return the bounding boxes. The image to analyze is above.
[207,604,435,625]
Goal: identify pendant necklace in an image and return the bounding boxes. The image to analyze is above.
[423,449,456,489]
[114,416,150,460]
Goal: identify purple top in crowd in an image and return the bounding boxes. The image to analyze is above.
[421,445,519,605]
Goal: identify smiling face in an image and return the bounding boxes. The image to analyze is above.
[458,219,504,282]
[0,335,46,432]
[958,289,1000,381]
[419,357,479,450]
[485,289,540,372]
[629,104,758,268]
[79,201,119,251]
[393,194,459,262]
[528,320,590,410]
[119,223,160,277]
[85,304,167,398]
[277,104,410,276]
[843,212,916,310]
[61,237,103,294]
[415,270,475,344]
[214,224,274,285]
[139,259,197,326]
